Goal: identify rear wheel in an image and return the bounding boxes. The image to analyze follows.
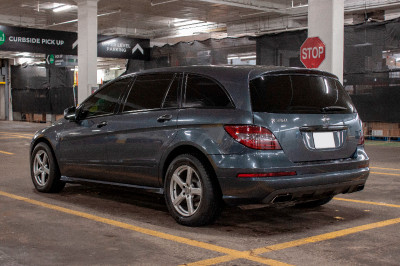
[31,143,65,193]
[164,154,221,226]
[295,196,333,208]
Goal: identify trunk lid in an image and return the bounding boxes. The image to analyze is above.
[250,73,362,162]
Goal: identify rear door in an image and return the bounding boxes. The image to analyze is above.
[104,73,181,187]
[250,74,361,162]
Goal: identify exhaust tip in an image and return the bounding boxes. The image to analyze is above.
[272,194,293,203]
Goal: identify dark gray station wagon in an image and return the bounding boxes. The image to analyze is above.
[30,66,369,226]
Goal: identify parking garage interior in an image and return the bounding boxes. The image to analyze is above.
[1,0,400,265]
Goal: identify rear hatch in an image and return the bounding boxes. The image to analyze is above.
[250,72,362,163]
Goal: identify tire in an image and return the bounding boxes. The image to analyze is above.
[164,154,222,226]
[295,196,333,208]
[30,142,65,193]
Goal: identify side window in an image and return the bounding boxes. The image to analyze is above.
[162,74,181,108]
[80,78,130,118]
[184,74,233,108]
[123,73,176,112]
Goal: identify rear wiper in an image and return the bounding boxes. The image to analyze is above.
[321,106,347,112]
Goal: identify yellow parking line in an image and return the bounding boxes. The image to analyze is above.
[370,167,400,171]
[190,217,400,265]
[0,190,290,266]
[371,171,400,176]
[0,150,14,155]
[0,131,33,137]
[334,198,400,208]
[0,136,30,140]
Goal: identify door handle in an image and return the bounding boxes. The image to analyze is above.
[97,121,108,128]
[157,114,173,122]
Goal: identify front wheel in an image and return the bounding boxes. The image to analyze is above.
[31,143,65,193]
[164,154,221,226]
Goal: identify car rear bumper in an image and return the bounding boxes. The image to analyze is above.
[209,147,369,205]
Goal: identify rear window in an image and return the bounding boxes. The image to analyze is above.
[250,75,355,114]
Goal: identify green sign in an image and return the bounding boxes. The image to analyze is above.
[0,31,5,46]
[49,54,55,64]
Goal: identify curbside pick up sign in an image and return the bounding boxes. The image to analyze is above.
[300,37,326,69]
[0,25,149,60]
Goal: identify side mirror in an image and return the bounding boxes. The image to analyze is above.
[64,106,77,121]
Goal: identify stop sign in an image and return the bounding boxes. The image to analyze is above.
[300,37,325,68]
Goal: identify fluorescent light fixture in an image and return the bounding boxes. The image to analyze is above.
[174,19,202,27]
[15,52,31,57]
[53,4,75,13]
[110,67,121,70]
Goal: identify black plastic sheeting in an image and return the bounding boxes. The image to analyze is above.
[126,37,256,73]
[11,65,74,89]
[11,65,74,114]
[12,87,74,114]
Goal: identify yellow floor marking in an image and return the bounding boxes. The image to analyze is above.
[190,217,400,265]
[370,171,400,176]
[334,198,400,208]
[0,150,14,155]
[370,167,400,171]
[0,131,34,136]
[0,136,30,140]
[0,190,290,266]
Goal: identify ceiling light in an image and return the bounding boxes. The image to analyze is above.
[15,52,31,57]
[53,4,75,13]
[173,20,203,27]
[110,67,120,70]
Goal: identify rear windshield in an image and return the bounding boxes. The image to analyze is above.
[250,75,355,114]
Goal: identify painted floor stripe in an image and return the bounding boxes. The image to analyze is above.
[0,190,290,266]
[370,167,400,171]
[0,150,14,155]
[371,171,400,176]
[334,197,400,208]
[191,217,400,265]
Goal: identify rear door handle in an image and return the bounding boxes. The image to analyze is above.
[97,121,108,128]
[157,114,173,122]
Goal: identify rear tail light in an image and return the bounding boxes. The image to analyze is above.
[224,125,281,150]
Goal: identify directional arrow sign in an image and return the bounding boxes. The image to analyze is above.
[46,54,55,64]
[132,43,144,55]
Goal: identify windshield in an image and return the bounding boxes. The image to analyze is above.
[249,74,355,114]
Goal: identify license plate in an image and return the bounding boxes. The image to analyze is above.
[313,132,335,149]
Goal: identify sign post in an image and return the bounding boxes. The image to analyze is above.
[300,37,326,69]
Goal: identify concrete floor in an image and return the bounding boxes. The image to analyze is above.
[0,120,399,266]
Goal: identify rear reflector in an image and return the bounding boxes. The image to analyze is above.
[224,125,281,150]
[237,171,297,178]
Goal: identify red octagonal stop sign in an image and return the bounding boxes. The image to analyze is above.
[300,37,325,69]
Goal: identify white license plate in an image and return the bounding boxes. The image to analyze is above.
[313,132,335,149]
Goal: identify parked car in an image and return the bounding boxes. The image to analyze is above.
[30,65,369,226]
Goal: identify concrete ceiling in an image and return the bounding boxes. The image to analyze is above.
[0,0,400,46]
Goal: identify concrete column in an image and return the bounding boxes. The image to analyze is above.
[308,0,344,82]
[76,0,98,104]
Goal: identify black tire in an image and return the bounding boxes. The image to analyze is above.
[295,196,333,208]
[164,154,222,226]
[30,143,65,193]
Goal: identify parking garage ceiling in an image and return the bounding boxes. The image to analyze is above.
[0,0,400,46]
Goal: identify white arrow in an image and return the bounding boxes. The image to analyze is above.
[132,43,144,55]
[72,39,78,49]
[46,55,50,64]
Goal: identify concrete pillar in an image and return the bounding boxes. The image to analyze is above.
[308,0,344,82]
[76,0,98,104]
